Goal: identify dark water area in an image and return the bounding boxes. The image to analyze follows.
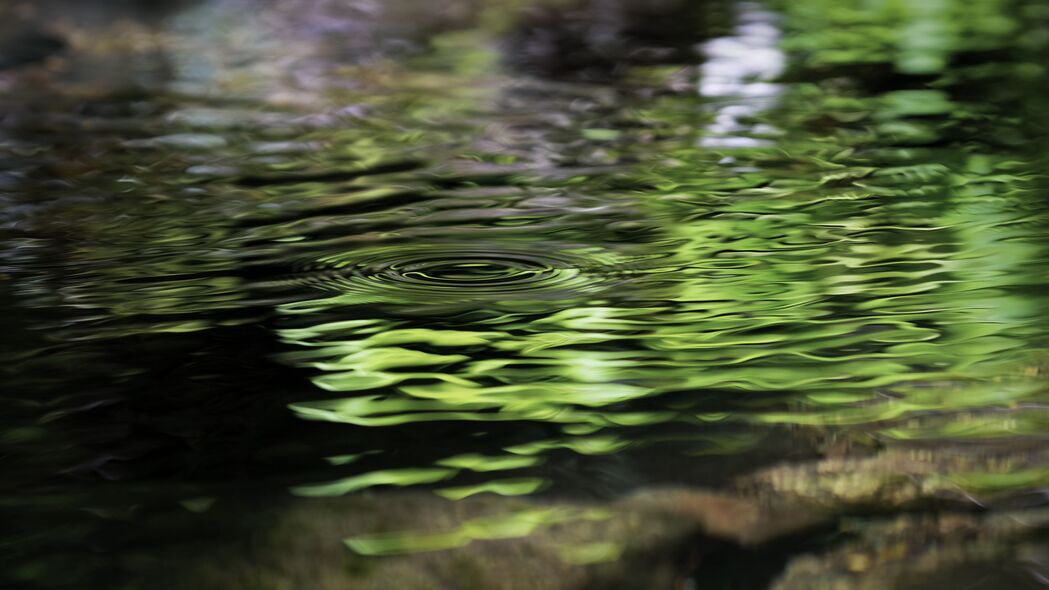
[3,0,1049,588]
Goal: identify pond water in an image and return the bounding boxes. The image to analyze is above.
[2,0,1049,588]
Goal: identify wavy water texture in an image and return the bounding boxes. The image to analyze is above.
[2,0,1049,588]
[267,3,1049,503]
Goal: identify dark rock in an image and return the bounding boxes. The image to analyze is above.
[0,23,67,70]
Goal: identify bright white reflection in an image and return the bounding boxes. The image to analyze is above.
[698,2,785,148]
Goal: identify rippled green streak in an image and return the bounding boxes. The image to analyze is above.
[291,468,458,497]
[435,478,548,500]
[344,507,611,556]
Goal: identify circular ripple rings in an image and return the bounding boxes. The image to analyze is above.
[282,243,636,305]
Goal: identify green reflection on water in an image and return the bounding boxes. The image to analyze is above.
[344,506,612,556]
[4,0,1049,585]
[436,454,544,472]
[264,0,1049,510]
[435,478,548,500]
[291,468,459,497]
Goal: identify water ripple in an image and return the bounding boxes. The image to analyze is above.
[279,243,645,309]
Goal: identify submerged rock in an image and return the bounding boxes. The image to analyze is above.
[145,489,822,590]
[735,442,1049,510]
[0,23,67,70]
[140,441,1049,590]
[773,510,1049,590]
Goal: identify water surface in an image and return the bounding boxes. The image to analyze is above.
[2,0,1049,587]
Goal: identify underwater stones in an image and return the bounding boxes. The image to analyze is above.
[148,488,819,590]
[127,439,1049,590]
[772,510,1049,590]
[0,22,67,70]
[734,443,1049,510]
[620,487,825,547]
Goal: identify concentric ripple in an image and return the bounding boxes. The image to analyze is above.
[279,244,644,308]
